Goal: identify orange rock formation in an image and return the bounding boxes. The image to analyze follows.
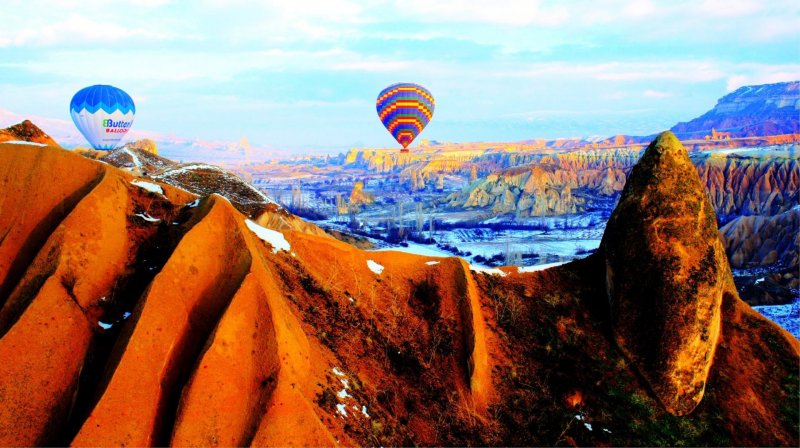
[0,140,797,446]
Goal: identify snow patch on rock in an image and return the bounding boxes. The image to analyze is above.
[470,265,506,277]
[367,260,384,275]
[135,212,161,223]
[245,219,290,253]
[3,140,48,147]
[131,180,164,195]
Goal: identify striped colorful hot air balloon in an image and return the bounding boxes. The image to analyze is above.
[376,83,434,153]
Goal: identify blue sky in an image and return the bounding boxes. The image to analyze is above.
[1,0,798,153]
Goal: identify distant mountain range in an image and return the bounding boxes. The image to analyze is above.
[671,81,800,139]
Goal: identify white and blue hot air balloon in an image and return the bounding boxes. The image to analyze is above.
[70,84,136,150]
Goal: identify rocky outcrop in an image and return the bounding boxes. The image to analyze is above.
[151,163,276,217]
[349,181,375,206]
[70,195,257,446]
[343,148,422,172]
[696,150,799,222]
[600,131,735,416]
[721,199,799,304]
[0,143,193,446]
[98,151,332,240]
[100,145,176,175]
[0,120,59,146]
[123,138,159,155]
[0,141,797,446]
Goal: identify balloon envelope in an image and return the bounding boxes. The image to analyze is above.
[70,85,136,150]
[376,83,434,151]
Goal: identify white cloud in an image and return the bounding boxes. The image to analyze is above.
[495,61,800,90]
[192,95,369,111]
[644,90,673,99]
[1,46,420,82]
[197,0,371,44]
[498,61,726,83]
[0,13,171,47]
[726,65,800,91]
[591,63,725,82]
[692,0,762,17]
[621,0,657,18]
[396,0,570,26]
[747,16,800,42]
[330,59,412,72]
[1,0,797,52]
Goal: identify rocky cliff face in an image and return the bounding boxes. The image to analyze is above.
[672,81,800,138]
[452,145,798,220]
[0,141,797,446]
[343,148,423,173]
[0,143,496,446]
[695,150,799,223]
[720,207,799,268]
[448,149,636,216]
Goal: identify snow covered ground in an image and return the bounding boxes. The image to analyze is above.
[518,261,569,272]
[370,242,451,258]
[753,298,800,340]
[699,143,797,157]
[321,213,604,269]
[435,226,603,261]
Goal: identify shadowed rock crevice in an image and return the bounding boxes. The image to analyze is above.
[62,195,205,445]
[72,196,253,447]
